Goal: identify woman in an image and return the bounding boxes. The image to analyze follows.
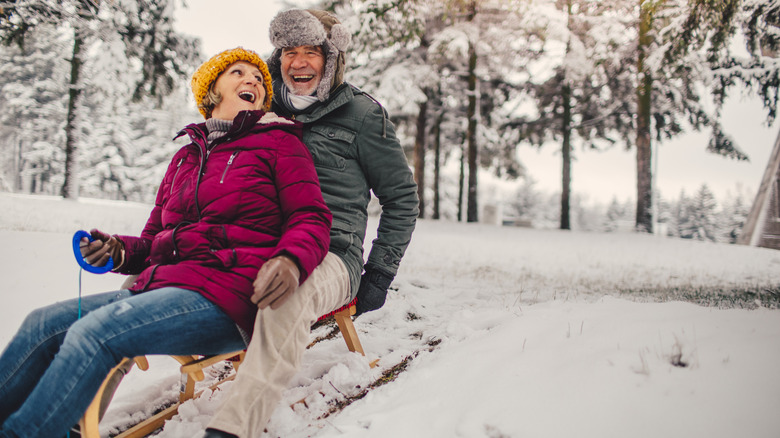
[0,47,331,438]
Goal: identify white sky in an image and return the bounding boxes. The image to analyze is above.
[173,0,286,57]
[518,95,779,204]
[173,0,780,205]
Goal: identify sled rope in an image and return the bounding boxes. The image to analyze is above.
[78,267,83,320]
[66,268,84,438]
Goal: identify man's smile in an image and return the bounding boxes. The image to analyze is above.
[292,74,315,83]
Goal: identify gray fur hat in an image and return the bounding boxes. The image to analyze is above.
[268,9,351,101]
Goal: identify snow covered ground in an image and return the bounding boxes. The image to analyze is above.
[1,192,779,438]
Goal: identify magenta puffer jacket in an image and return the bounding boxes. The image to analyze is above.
[116,110,332,333]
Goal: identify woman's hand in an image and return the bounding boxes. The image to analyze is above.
[80,229,124,269]
[252,255,300,310]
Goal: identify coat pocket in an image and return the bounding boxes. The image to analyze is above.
[329,218,355,252]
[307,125,356,170]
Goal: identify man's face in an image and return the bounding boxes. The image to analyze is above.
[280,45,325,96]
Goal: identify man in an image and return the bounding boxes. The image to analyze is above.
[203,9,419,438]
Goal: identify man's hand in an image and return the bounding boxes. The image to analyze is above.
[354,267,394,317]
[80,229,124,269]
[252,255,300,310]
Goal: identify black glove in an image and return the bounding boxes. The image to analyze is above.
[354,267,394,317]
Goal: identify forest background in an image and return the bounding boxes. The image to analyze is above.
[1,0,779,243]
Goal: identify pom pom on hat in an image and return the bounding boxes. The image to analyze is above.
[191,47,273,119]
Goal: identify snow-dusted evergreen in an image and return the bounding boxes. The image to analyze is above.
[0,0,202,201]
[323,0,778,233]
[0,25,69,194]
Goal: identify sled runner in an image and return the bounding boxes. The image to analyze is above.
[77,301,366,438]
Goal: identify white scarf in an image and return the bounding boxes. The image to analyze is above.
[280,84,319,113]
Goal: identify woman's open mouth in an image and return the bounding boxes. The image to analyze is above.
[239,91,256,103]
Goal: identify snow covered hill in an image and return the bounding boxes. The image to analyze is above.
[1,193,779,438]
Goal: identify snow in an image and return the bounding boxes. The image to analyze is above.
[1,192,779,438]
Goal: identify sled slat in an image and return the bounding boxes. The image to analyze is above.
[79,304,368,437]
[114,376,237,438]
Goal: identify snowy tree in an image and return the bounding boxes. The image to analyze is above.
[603,196,634,232]
[677,184,719,241]
[0,24,69,194]
[719,183,752,243]
[655,193,675,237]
[628,0,780,234]
[507,0,636,230]
[0,0,201,199]
[507,178,543,224]
[672,189,690,238]
[677,0,780,127]
[115,0,201,105]
[78,32,140,200]
[331,0,439,217]
[331,0,532,222]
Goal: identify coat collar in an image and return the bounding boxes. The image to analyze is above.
[272,82,354,123]
[174,110,301,145]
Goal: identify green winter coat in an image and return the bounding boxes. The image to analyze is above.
[272,83,419,297]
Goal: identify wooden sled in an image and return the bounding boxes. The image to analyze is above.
[78,303,366,438]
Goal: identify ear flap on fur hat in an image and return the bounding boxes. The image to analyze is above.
[268,9,351,102]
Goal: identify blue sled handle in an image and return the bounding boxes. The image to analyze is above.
[72,230,114,274]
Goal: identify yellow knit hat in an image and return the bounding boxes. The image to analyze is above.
[191,47,273,119]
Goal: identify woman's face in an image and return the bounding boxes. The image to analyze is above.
[211,61,267,120]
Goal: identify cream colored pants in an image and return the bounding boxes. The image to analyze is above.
[206,252,351,438]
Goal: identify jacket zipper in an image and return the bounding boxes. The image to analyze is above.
[194,131,208,222]
[220,151,240,183]
[170,158,184,195]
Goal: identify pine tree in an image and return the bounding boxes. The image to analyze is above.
[683,0,780,128]
[508,178,542,225]
[604,197,626,232]
[507,0,637,230]
[79,32,138,200]
[0,0,201,199]
[679,184,719,241]
[331,0,440,217]
[330,0,530,222]
[674,189,693,239]
[0,24,69,194]
[630,0,780,233]
[720,183,752,243]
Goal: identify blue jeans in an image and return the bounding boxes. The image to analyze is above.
[0,287,246,438]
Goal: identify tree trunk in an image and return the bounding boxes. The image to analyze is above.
[433,111,442,220]
[560,0,573,230]
[466,39,479,223]
[61,29,84,199]
[561,83,572,230]
[458,146,465,222]
[636,0,654,233]
[462,0,479,223]
[414,100,427,218]
[15,138,23,191]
